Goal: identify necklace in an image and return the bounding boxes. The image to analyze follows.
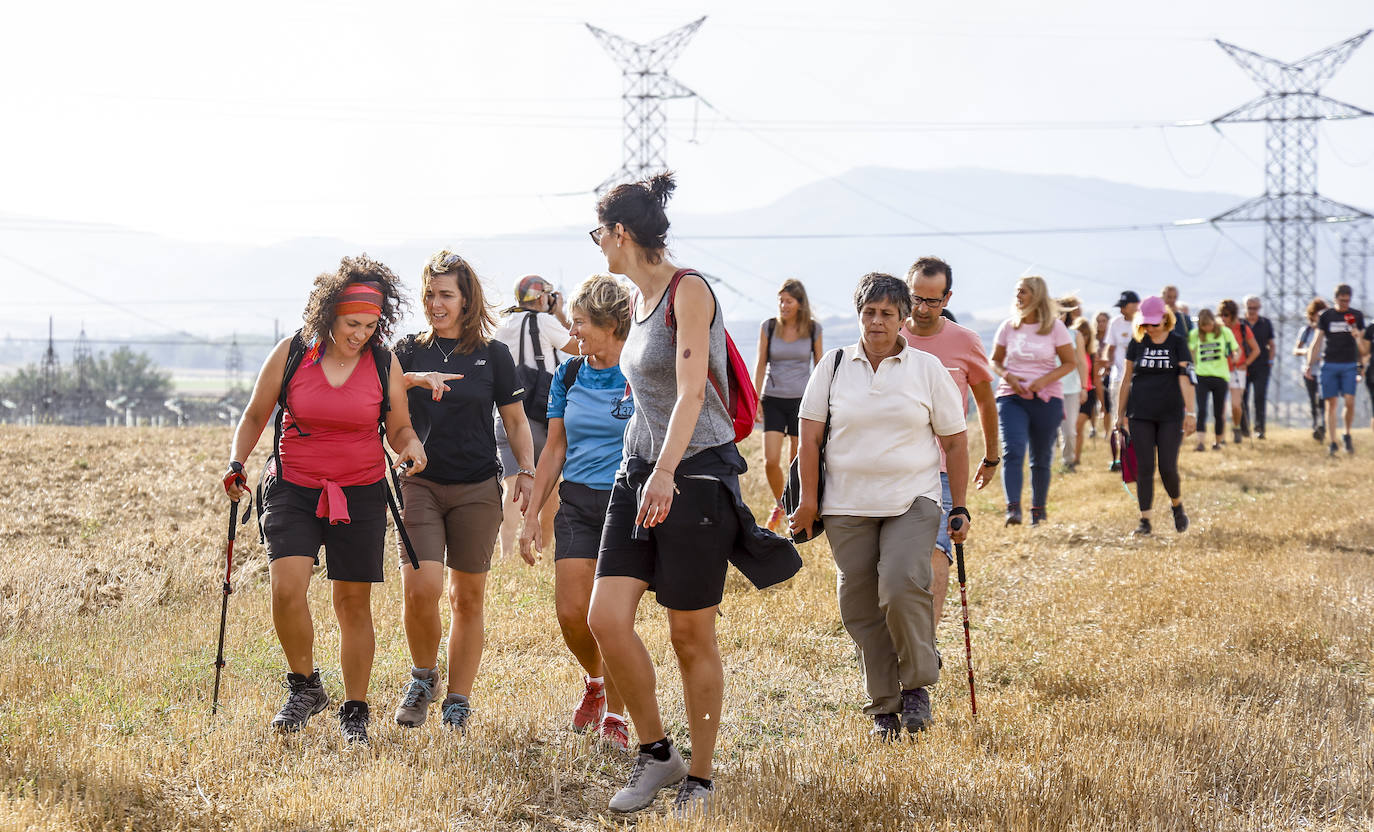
[436,338,456,364]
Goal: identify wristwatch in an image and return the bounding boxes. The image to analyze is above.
[980,457,1001,469]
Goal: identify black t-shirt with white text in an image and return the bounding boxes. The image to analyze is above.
[1125,332,1190,422]
[1318,307,1367,364]
[394,335,524,484]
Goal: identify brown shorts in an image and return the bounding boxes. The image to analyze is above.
[397,475,504,573]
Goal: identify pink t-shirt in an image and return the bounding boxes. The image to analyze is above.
[902,319,994,472]
[994,317,1074,402]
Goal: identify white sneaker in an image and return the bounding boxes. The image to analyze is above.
[608,743,688,813]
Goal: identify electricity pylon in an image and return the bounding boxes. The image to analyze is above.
[1209,30,1373,420]
[1341,222,1371,310]
[39,317,60,423]
[586,16,706,192]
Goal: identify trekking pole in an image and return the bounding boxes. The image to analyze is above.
[212,498,246,716]
[950,516,977,718]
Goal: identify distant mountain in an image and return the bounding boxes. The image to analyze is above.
[10,165,1344,381]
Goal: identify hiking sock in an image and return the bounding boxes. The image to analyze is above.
[586,676,604,686]
[685,775,713,789]
[640,737,673,761]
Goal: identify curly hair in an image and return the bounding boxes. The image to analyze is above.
[301,254,407,349]
[570,274,632,341]
[416,250,495,353]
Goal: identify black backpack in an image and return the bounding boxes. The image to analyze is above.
[255,330,419,569]
[515,312,553,424]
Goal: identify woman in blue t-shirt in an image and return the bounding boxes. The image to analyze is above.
[519,275,635,749]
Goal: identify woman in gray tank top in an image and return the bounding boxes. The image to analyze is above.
[583,172,799,818]
[751,279,823,533]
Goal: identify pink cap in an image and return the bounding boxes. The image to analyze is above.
[1138,295,1167,325]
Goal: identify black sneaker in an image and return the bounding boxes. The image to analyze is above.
[1029,507,1046,526]
[871,713,901,741]
[1344,434,1354,454]
[1256,430,1265,440]
[1316,424,1325,442]
[900,688,932,733]
[338,700,370,745]
[1005,503,1022,526]
[271,670,329,733]
[1172,504,1189,533]
[1109,460,1122,473]
[1329,442,1339,457]
[1132,518,1152,536]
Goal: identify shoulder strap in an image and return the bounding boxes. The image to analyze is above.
[527,312,547,370]
[820,349,844,451]
[560,356,586,396]
[766,318,776,362]
[660,268,727,407]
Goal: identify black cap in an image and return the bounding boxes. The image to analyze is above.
[1115,291,1140,308]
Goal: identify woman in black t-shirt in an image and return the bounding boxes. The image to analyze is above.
[1115,296,1197,536]
[388,250,536,734]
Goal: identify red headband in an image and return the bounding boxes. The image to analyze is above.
[336,282,384,317]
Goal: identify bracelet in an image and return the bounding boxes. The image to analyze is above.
[653,466,676,477]
[1185,411,1196,417]
[516,468,536,478]
[981,457,1000,468]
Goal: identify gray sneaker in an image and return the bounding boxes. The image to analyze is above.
[670,779,715,820]
[441,693,471,734]
[871,713,900,741]
[901,687,932,733]
[270,670,329,732]
[609,743,688,813]
[394,667,438,727]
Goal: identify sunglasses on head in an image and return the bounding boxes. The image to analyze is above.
[428,252,466,273]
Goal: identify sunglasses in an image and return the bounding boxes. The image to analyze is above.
[428,252,467,273]
[589,226,611,245]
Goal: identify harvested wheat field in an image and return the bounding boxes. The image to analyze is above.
[0,425,1370,831]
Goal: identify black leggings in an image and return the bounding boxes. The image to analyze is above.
[1129,418,1183,513]
[1196,376,1227,436]
[1305,375,1324,429]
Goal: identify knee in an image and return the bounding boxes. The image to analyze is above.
[763,448,782,470]
[587,603,630,646]
[271,580,306,610]
[447,583,485,621]
[404,581,440,613]
[556,596,591,634]
[669,623,717,663]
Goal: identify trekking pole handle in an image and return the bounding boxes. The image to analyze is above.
[393,459,414,476]
[226,499,239,544]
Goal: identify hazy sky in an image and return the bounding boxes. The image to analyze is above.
[3,0,1372,246]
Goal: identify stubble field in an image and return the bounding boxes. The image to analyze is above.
[0,425,1370,831]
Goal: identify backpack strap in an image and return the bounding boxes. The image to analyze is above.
[257,331,308,543]
[519,312,547,371]
[766,318,776,363]
[369,341,419,571]
[661,269,728,410]
[560,356,586,397]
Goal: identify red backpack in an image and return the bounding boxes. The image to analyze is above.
[659,268,760,444]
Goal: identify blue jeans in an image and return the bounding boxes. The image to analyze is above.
[997,395,1063,508]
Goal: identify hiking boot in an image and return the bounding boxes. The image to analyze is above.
[766,504,785,533]
[598,714,630,750]
[1132,518,1152,536]
[394,667,438,727]
[1109,459,1121,473]
[1233,428,1243,445]
[572,677,606,733]
[1316,424,1325,442]
[338,700,370,744]
[1030,507,1047,527]
[1194,441,1206,452]
[1212,441,1223,451]
[900,687,932,733]
[1256,430,1265,440]
[1344,434,1354,454]
[441,693,471,734]
[870,713,901,741]
[1329,441,1339,457]
[1005,503,1022,526]
[1172,504,1189,533]
[609,742,688,813]
[1241,424,1251,438]
[270,670,329,733]
[670,778,715,820]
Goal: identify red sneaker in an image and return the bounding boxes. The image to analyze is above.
[598,714,630,750]
[572,677,605,732]
[766,505,784,533]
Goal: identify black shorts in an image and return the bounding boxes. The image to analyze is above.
[554,480,612,560]
[761,396,802,436]
[1079,392,1098,417]
[597,471,739,611]
[262,479,387,583]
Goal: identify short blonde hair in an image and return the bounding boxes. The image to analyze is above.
[1133,307,1177,341]
[570,274,632,341]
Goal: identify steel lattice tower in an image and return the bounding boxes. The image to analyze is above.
[1340,222,1371,310]
[587,16,706,192]
[1209,30,1373,420]
[226,333,243,393]
[39,317,60,422]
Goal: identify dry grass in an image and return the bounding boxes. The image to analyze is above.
[1,425,1370,831]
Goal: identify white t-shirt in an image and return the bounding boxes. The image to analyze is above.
[1107,314,1134,381]
[799,343,966,518]
[492,311,572,372]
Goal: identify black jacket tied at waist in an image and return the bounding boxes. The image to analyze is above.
[623,443,803,592]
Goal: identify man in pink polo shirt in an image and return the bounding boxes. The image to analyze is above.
[900,257,1000,631]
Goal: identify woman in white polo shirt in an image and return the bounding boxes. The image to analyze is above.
[789,272,971,740]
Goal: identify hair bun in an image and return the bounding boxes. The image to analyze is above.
[645,171,676,207]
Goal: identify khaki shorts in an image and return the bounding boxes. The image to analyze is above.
[397,475,503,573]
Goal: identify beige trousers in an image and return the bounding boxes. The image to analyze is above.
[826,496,942,715]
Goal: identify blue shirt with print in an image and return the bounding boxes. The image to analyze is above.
[547,357,634,490]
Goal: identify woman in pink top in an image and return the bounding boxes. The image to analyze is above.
[223,256,426,745]
[989,276,1077,526]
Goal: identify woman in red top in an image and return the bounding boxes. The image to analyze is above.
[224,256,425,745]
